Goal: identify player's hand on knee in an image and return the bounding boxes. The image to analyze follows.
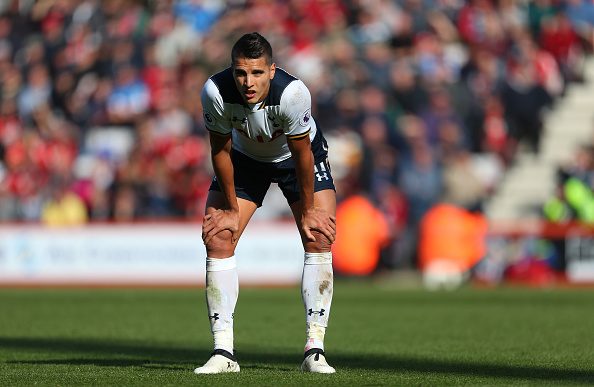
[202,209,240,245]
[301,207,336,244]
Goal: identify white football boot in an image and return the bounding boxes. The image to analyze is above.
[300,348,336,374]
[194,349,240,374]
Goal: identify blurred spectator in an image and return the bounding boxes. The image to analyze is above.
[41,177,88,227]
[106,63,150,124]
[419,202,488,289]
[458,47,505,154]
[481,95,510,162]
[457,0,507,55]
[500,58,553,155]
[419,86,466,147]
[396,117,443,267]
[565,0,594,48]
[358,115,399,199]
[18,64,52,121]
[398,139,442,224]
[332,193,391,276]
[539,10,585,84]
[498,0,528,36]
[112,182,139,222]
[544,143,594,224]
[527,0,557,39]
[388,58,428,115]
[511,31,564,97]
[441,147,488,211]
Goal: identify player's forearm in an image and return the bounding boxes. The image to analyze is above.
[211,151,239,212]
[293,145,315,211]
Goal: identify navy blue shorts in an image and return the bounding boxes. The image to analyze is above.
[209,130,336,207]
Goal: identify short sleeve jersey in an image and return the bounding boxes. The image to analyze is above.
[201,67,318,163]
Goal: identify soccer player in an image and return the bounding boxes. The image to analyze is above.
[194,32,337,374]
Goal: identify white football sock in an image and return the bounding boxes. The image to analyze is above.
[206,256,238,354]
[302,251,333,352]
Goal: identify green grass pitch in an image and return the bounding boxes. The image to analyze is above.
[1,281,593,386]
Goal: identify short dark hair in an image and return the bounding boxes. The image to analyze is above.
[231,32,273,65]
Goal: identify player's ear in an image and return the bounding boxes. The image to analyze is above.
[269,63,276,79]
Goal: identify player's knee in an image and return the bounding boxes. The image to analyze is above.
[205,230,234,256]
[306,230,333,253]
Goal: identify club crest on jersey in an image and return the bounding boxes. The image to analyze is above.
[299,109,311,127]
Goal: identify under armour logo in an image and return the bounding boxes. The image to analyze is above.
[209,313,219,321]
[314,161,329,181]
[316,173,328,181]
[227,362,232,369]
[308,308,325,316]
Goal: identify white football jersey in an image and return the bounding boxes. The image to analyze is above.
[201,67,318,163]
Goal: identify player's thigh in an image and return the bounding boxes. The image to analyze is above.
[288,189,337,223]
[204,190,258,250]
[313,188,336,216]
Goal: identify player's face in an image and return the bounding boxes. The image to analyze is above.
[232,56,276,104]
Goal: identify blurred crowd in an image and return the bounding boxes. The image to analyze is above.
[1,0,593,269]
